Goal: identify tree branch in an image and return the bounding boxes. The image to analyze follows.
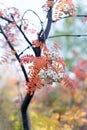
[52,14,87,22]
[0,25,31,130]
[48,34,87,38]
[38,7,52,42]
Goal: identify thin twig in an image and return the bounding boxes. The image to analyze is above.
[48,34,87,38]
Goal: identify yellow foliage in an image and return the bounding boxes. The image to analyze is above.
[30,83,87,130]
[30,112,60,130]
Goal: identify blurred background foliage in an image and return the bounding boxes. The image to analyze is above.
[0,1,87,130]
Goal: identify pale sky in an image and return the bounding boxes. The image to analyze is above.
[0,0,46,13]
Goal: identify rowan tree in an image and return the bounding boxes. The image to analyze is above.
[0,0,87,130]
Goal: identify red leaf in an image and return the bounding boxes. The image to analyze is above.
[0,11,3,16]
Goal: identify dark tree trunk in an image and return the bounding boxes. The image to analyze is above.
[21,93,34,130]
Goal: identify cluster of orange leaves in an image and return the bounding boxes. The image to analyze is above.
[21,41,77,95]
[43,0,76,21]
[21,54,49,95]
[61,74,79,94]
[21,41,50,94]
[72,60,87,80]
[61,60,87,93]
[54,0,75,20]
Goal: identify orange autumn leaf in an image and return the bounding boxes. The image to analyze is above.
[54,0,75,20]
[72,60,87,80]
[0,11,3,16]
[61,74,76,91]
